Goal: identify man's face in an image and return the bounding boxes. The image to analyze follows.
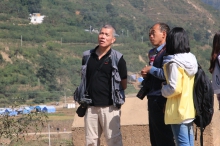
[149,24,165,47]
[98,28,116,49]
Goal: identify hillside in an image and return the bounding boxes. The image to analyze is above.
[202,0,220,10]
[0,0,219,106]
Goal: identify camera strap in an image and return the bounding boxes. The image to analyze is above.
[85,54,111,94]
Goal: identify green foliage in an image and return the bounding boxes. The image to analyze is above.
[32,91,61,103]
[128,0,145,11]
[194,32,202,42]
[37,50,61,88]
[0,0,218,105]
[0,111,48,141]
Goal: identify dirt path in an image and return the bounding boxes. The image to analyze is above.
[0,51,12,63]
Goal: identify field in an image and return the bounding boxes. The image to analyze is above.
[1,94,218,146]
[0,97,77,146]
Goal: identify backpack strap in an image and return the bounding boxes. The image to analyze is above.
[199,115,204,146]
[193,64,203,116]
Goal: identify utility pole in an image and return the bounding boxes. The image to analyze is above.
[61,38,62,46]
[141,36,143,43]
[64,89,66,108]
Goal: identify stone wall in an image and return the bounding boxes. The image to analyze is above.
[72,125,150,146]
[72,95,219,146]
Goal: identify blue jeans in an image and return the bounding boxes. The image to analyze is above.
[171,122,194,146]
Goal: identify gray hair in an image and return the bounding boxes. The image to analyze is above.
[100,24,116,37]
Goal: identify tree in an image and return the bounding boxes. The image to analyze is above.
[106,4,118,17]
[36,51,61,90]
[194,32,202,42]
[0,108,48,142]
[57,67,69,90]
[28,0,42,13]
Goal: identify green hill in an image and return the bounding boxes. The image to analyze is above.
[0,0,219,106]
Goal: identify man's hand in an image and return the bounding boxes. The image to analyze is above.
[141,65,152,77]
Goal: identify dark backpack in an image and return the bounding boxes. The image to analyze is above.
[193,64,214,146]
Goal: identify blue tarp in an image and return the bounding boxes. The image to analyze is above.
[29,106,35,110]
[42,106,56,113]
[0,108,5,115]
[35,105,46,112]
[16,108,23,114]
[4,108,17,116]
[22,107,31,114]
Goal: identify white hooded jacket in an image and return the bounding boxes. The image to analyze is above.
[162,52,198,124]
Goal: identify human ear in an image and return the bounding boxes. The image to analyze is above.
[111,37,116,44]
[162,31,166,39]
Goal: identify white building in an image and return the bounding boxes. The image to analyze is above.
[67,103,76,109]
[29,13,45,24]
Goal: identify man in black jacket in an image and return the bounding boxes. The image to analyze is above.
[141,22,175,146]
[82,24,127,146]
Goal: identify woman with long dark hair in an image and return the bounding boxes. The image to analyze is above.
[209,31,220,110]
[162,27,198,146]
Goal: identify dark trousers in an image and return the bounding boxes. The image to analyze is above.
[148,97,175,146]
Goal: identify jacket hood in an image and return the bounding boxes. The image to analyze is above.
[170,52,198,76]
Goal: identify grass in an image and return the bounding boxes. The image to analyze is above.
[0,97,76,145]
